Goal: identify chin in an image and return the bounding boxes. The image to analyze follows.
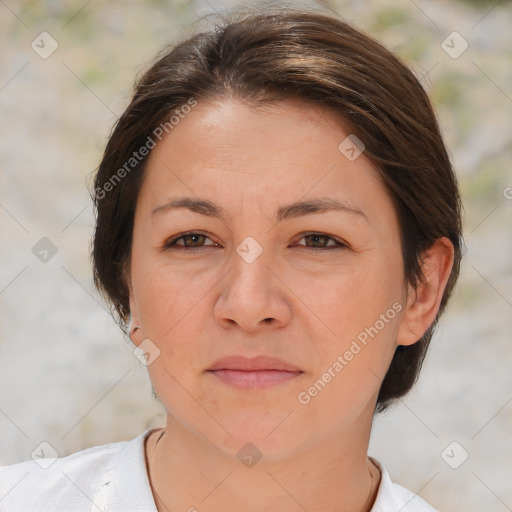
[203,410,312,461]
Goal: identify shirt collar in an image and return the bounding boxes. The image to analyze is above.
[104,428,158,512]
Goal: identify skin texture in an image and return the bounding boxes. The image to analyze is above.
[128,97,454,512]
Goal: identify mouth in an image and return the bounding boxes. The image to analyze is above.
[206,355,303,389]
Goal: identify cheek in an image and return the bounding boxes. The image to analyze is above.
[302,257,402,385]
[309,261,400,336]
[132,258,208,347]
[134,266,211,392]
[136,266,175,328]
[299,286,400,417]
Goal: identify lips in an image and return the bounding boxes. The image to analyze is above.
[208,355,301,372]
[207,355,303,389]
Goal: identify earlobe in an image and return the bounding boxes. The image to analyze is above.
[396,237,455,347]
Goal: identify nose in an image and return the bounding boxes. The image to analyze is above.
[213,242,292,333]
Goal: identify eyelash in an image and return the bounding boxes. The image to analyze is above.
[164,231,347,253]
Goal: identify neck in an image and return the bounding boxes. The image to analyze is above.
[146,415,380,512]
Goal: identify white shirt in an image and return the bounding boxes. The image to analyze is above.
[0,429,437,511]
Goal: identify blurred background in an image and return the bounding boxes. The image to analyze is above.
[0,0,511,510]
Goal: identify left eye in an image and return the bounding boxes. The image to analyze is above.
[294,233,346,251]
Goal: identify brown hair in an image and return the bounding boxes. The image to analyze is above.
[91,4,463,412]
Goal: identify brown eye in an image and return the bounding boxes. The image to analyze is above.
[177,233,206,247]
[165,232,217,250]
[295,233,347,251]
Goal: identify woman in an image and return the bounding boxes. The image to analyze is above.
[0,5,462,511]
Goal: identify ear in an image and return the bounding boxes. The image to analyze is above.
[127,278,144,347]
[396,237,455,347]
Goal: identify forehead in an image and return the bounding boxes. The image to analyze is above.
[138,97,391,222]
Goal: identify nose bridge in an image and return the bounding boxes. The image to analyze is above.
[214,233,291,330]
[230,234,273,302]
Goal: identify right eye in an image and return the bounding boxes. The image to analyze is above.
[164,232,219,251]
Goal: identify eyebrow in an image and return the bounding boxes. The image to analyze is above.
[151,196,368,223]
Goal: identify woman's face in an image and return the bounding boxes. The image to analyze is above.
[129,97,412,458]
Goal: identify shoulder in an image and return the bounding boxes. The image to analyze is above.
[370,458,439,512]
[0,436,131,512]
